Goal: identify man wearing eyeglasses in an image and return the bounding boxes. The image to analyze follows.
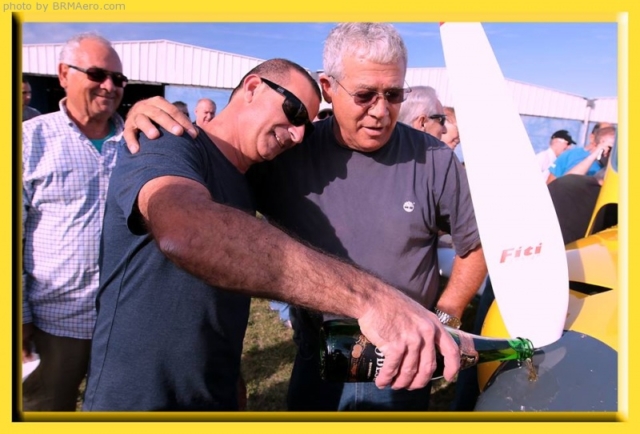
[122,23,485,412]
[22,33,127,411]
[251,23,484,412]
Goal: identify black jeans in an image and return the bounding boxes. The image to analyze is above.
[22,327,91,411]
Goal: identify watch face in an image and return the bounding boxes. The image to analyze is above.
[446,317,462,329]
[437,309,461,329]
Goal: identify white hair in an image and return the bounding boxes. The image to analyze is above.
[59,32,114,65]
[397,86,441,126]
[323,23,408,80]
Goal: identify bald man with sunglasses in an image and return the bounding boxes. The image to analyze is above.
[121,23,484,412]
[22,32,128,411]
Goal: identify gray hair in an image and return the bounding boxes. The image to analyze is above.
[59,32,114,65]
[323,23,408,80]
[397,86,440,126]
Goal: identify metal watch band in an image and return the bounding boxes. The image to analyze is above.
[434,307,462,329]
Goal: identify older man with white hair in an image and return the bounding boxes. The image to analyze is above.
[22,32,127,411]
[398,85,448,140]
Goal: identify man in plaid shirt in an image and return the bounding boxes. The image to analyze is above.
[22,32,127,411]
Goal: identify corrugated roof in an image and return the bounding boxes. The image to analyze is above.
[405,68,617,123]
[22,39,617,123]
[22,39,265,89]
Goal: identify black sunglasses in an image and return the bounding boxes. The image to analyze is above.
[67,64,129,88]
[261,77,314,139]
[428,114,447,126]
[331,75,411,106]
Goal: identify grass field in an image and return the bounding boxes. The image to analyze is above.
[241,298,474,411]
[241,298,297,411]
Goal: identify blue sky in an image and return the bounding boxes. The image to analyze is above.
[23,22,617,98]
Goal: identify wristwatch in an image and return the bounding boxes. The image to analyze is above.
[434,308,462,329]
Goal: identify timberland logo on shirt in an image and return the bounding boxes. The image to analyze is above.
[403,201,415,212]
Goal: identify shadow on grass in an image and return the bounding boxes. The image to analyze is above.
[246,379,290,411]
[242,338,297,411]
[243,338,296,382]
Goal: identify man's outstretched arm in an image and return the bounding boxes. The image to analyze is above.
[137,175,461,390]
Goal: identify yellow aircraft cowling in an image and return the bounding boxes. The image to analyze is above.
[477,227,618,390]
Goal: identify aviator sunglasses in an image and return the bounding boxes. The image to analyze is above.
[260,77,314,139]
[330,75,411,106]
[66,64,129,88]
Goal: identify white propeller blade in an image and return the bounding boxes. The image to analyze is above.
[440,22,569,348]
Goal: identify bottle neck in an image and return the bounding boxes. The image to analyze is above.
[446,327,534,364]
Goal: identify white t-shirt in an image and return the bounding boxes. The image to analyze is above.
[535,147,556,181]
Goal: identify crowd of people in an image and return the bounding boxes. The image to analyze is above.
[21,23,616,413]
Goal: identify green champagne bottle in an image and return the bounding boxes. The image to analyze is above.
[319,319,534,382]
